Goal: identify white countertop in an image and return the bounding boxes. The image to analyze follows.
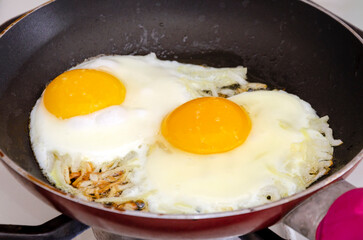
[0,1,362,240]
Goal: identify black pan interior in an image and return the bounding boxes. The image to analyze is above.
[0,0,362,184]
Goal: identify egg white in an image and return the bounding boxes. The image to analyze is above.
[29,53,249,186]
[139,90,338,213]
[30,54,193,174]
[29,54,340,214]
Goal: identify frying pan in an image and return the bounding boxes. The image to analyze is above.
[0,0,362,239]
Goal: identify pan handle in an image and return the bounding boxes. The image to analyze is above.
[0,214,89,240]
[282,179,355,240]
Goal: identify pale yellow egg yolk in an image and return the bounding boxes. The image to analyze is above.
[43,69,126,119]
[161,97,251,154]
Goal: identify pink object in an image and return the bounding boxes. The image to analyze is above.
[316,188,363,240]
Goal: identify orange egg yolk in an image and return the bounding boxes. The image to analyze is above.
[43,69,126,119]
[161,97,251,154]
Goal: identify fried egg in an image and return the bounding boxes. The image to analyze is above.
[140,91,339,213]
[29,53,341,213]
[29,54,250,188]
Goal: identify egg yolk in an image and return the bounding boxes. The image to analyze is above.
[161,97,251,154]
[43,69,126,119]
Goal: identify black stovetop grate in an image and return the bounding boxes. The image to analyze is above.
[0,214,284,240]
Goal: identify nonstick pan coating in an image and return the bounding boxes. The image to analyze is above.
[0,0,362,238]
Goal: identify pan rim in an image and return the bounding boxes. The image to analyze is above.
[0,0,362,43]
[0,0,55,37]
[301,0,363,43]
